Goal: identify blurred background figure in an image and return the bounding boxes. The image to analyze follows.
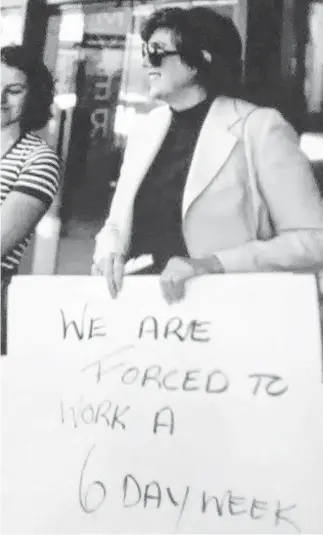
[1,45,60,353]
[93,6,323,303]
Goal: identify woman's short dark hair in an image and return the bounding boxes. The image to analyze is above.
[1,45,55,132]
[141,6,243,98]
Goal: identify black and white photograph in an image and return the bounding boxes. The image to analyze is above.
[1,0,323,533]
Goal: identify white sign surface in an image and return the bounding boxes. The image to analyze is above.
[6,274,323,362]
[2,274,323,534]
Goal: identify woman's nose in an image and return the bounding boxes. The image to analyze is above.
[142,54,151,68]
[142,48,155,68]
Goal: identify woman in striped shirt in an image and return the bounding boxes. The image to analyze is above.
[1,46,60,353]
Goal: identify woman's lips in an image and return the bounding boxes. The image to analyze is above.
[148,72,161,80]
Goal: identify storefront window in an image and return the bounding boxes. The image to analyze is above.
[304,1,323,114]
[52,4,132,245]
[301,1,323,195]
[0,6,25,46]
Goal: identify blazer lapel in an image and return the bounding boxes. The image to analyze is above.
[182,97,240,219]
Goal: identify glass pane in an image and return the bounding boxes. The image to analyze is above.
[0,7,25,46]
[303,2,323,195]
[53,4,132,242]
[305,1,323,113]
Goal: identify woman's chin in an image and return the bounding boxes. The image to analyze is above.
[148,90,159,100]
[148,86,166,102]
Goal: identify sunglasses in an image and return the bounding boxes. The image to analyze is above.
[141,42,179,67]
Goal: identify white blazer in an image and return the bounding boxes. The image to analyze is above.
[94,96,323,273]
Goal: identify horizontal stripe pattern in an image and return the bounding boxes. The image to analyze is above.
[1,132,60,273]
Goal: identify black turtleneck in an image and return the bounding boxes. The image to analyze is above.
[128,98,212,273]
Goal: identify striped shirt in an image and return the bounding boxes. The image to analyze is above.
[1,132,60,275]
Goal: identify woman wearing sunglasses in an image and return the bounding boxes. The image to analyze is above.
[93,6,323,303]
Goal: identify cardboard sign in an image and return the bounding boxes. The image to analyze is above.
[2,274,323,533]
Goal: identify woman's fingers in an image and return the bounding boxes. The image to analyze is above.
[92,254,125,299]
[91,263,100,275]
[160,277,173,304]
[160,257,195,304]
[162,277,186,304]
[114,255,125,293]
[93,254,221,302]
[106,254,124,299]
[172,279,186,302]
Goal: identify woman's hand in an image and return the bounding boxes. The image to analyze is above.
[92,253,125,299]
[160,256,224,304]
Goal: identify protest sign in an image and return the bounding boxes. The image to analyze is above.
[2,274,323,533]
[6,273,323,366]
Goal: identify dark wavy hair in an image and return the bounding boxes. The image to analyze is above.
[1,45,55,132]
[141,6,243,99]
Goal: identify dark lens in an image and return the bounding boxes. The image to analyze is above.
[142,43,164,67]
[148,50,162,67]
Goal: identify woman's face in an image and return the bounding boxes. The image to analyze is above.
[1,63,28,129]
[143,28,198,102]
